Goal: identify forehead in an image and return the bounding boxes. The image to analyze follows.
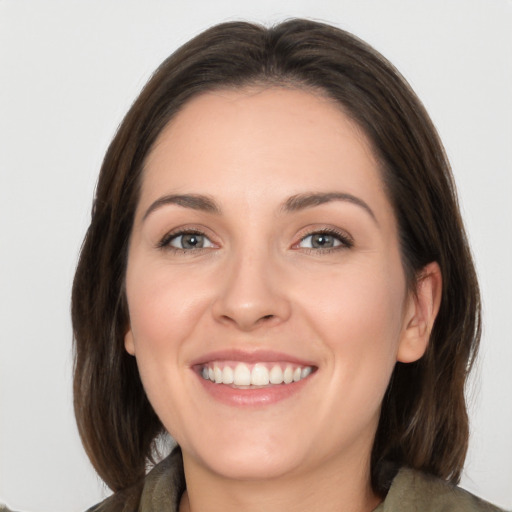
[140,87,390,220]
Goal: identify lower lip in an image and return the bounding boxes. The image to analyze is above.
[196,373,314,407]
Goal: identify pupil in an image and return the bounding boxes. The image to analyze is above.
[312,234,333,248]
[183,234,203,249]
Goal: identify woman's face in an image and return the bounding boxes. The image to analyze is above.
[124,87,427,482]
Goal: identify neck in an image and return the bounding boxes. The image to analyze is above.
[179,450,381,512]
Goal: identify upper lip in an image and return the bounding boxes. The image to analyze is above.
[189,349,317,368]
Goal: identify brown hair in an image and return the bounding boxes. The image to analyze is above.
[72,19,480,493]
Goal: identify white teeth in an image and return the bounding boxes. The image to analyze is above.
[251,364,270,386]
[283,366,293,384]
[233,363,251,386]
[222,365,234,384]
[269,365,284,384]
[202,362,314,386]
[301,366,312,379]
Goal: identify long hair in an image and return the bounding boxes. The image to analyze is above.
[72,19,480,493]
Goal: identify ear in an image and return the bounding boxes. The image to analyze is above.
[397,262,442,363]
[124,328,136,356]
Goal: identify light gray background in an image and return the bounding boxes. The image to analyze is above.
[1,1,511,511]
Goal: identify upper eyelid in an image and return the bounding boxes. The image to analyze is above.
[159,224,214,237]
[295,227,354,244]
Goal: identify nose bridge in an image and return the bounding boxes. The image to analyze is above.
[212,237,290,330]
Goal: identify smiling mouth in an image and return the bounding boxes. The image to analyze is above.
[200,362,315,387]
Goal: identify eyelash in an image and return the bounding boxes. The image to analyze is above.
[157,229,214,253]
[295,228,354,253]
[157,228,354,254]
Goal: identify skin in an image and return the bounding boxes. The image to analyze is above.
[124,87,441,512]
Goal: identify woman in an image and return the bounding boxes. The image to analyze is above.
[72,19,503,511]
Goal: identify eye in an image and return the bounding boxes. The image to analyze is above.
[297,230,353,251]
[160,231,214,250]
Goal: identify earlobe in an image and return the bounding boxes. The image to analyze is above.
[397,262,442,363]
[124,329,136,356]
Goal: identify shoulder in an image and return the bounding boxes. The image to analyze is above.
[379,467,506,512]
[86,448,185,512]
[85,485,143,512]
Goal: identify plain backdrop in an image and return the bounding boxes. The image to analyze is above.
[1,1,511,510]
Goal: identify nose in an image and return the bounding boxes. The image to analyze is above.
[211,248,292,331]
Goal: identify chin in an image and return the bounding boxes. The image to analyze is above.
[201,446,304,481]
[179,426,309,481]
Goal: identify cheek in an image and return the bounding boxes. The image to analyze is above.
[296,261,406,377]
[124,261,212,438]
[125,260,211,354]
[280,260,408,450]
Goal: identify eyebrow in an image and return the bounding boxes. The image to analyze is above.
[142,194,221,221]
[142,191,377,224]
[282,192,377,224]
